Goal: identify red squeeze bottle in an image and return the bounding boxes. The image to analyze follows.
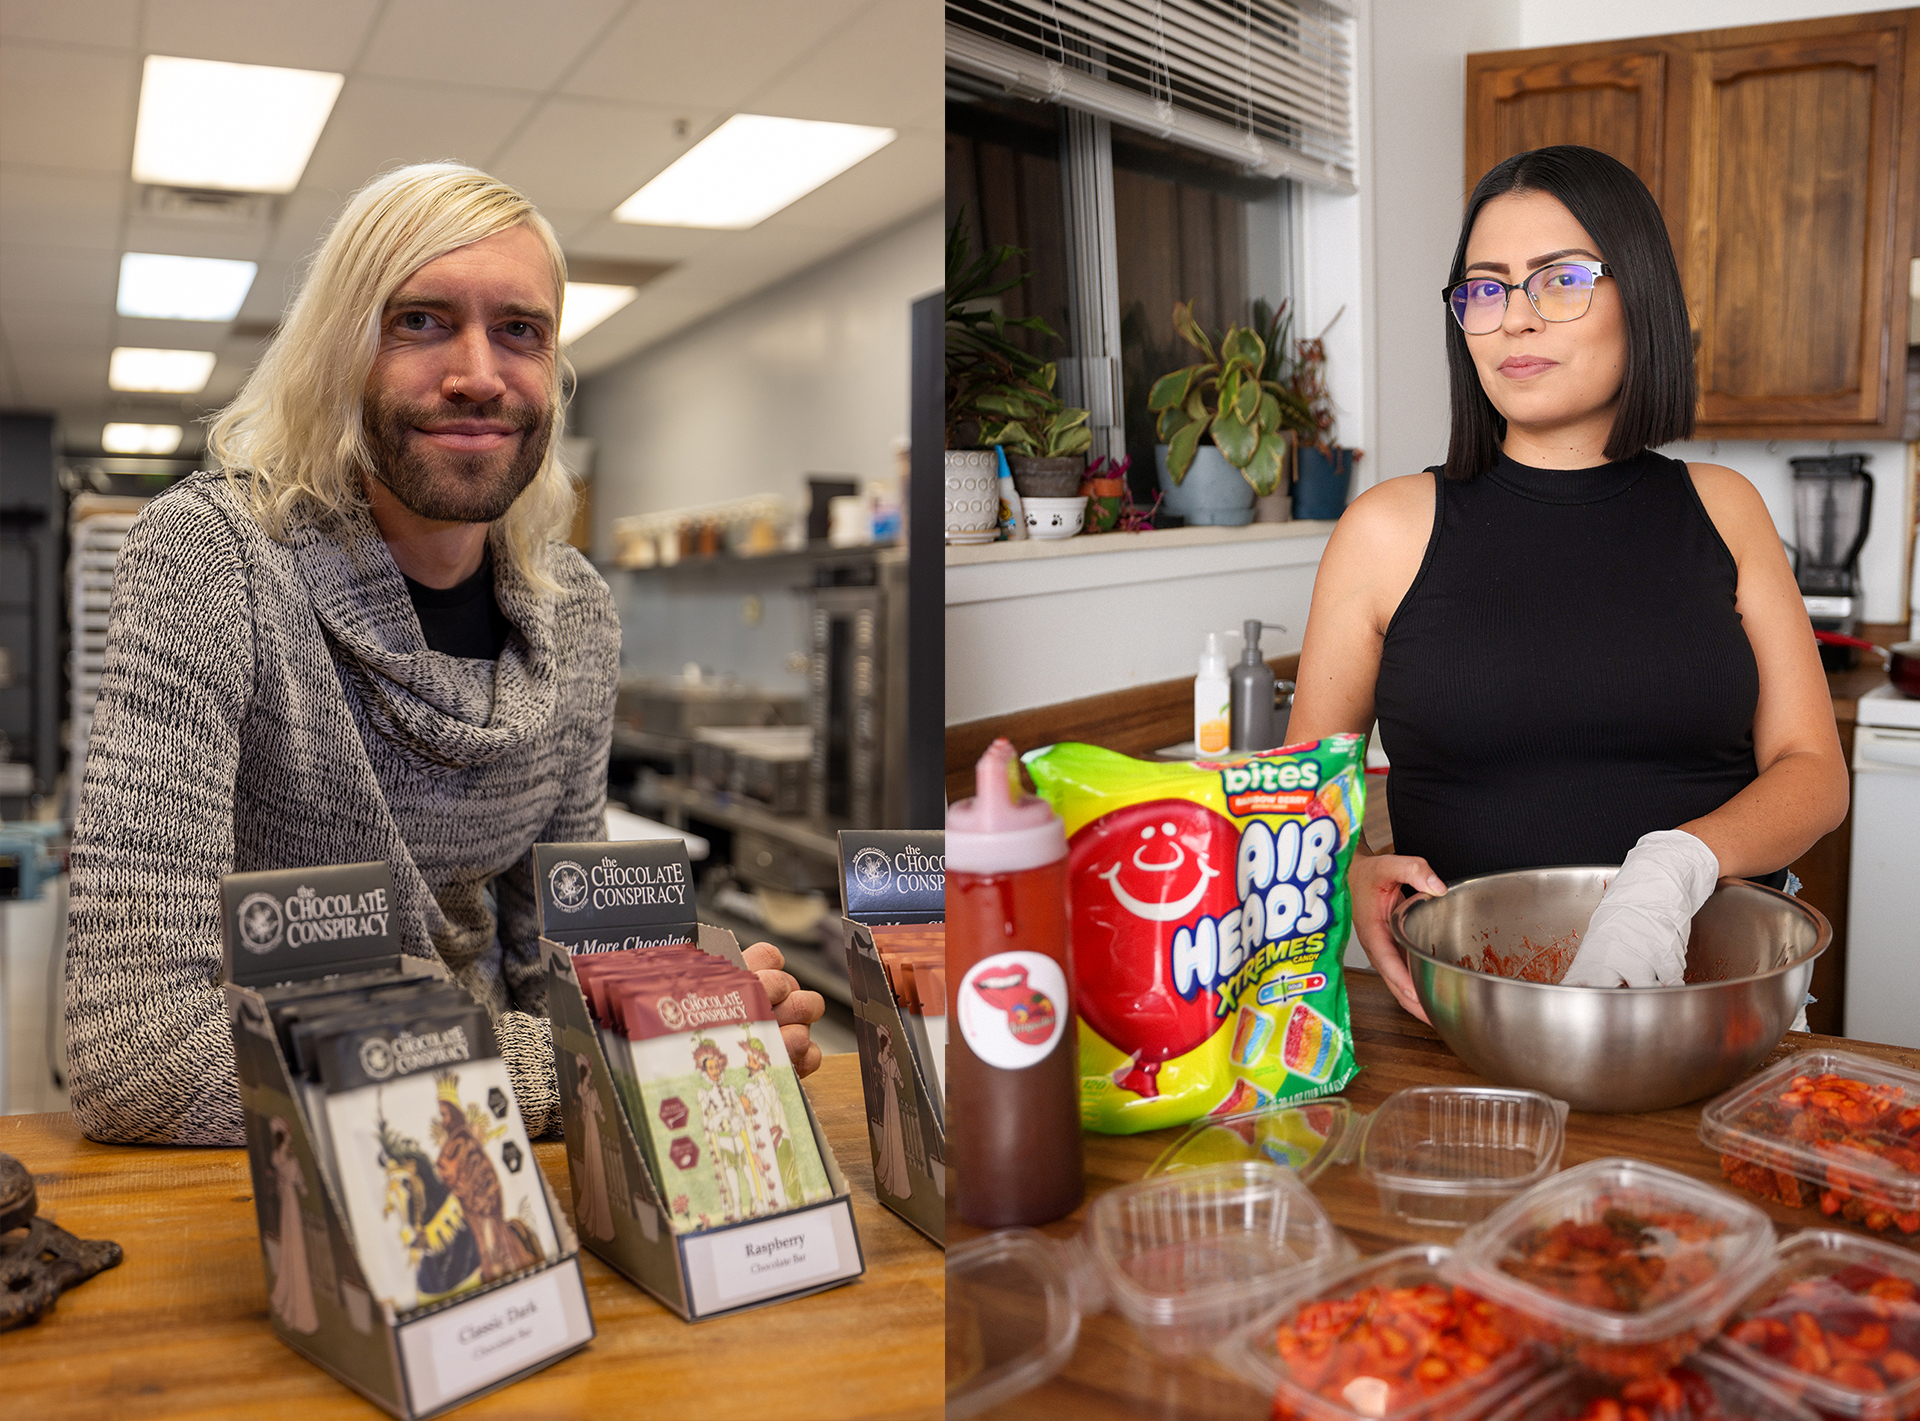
[947,737,1083,1227]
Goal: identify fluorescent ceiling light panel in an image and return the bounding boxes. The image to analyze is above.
[613,114,896,229]
[132,55,344,194]
[118,253,258,321]
[109,347,217,393]
[560,283,639,345]
[102,423,185,455]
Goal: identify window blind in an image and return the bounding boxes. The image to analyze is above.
[947,0,1355,192]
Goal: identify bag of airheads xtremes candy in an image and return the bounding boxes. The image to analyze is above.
[1024,736,1364,1134]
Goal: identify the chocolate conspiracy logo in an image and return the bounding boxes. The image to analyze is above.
[852,847,893,894]
[547,859,590,914]
[237,892,285,953]
[357,1025,471,1081]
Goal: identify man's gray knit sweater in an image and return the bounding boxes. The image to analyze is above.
[67,471,619,1146]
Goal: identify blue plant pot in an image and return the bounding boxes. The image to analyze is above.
[1155,444,1255,526]
[1295,445,1355,520]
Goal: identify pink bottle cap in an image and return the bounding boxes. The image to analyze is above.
[946,738,1067,875]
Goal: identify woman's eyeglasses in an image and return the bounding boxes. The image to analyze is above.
[1442,260,1613,335]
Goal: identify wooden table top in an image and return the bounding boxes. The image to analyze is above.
[950,970,1920,1420]
[0,1054,942,1421]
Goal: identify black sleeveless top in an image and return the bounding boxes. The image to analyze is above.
[1373,448,1774,884]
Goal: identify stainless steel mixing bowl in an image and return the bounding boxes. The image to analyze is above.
[1388,866,1830,1113]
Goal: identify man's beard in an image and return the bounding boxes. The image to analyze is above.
[362,390,551,524]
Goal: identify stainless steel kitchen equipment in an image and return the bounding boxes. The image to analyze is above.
[614,676,803,743]
[808,584,887,828]
[1390,866,1829,1112]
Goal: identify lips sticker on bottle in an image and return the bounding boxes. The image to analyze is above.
[958,952,1069,1070]
[1068,798,1243,1098]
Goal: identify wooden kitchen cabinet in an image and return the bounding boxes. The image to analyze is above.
[1467,10,1920,441]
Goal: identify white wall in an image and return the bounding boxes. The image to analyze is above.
[573,205,943,558]
[946,530,1329,724]
[1516,0,1910,45]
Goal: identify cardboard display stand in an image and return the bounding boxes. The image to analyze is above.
[533,839,865,1320]
[222,862,594,1421]
[836,831,946,1246]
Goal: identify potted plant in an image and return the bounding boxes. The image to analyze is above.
[1147,301,1315,526]
[944,211,1065,542]
[1285,306,1361,520]
[973,363,1091,498]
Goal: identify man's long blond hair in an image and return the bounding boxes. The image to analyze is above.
[206,163,576,590]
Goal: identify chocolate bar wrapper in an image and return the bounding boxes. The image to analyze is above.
[316,1018,559,1314]
[627,1028,833,1232]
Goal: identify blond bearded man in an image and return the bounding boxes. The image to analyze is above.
[66,164,824,1146]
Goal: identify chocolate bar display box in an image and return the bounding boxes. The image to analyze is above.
[221,861,593,1421]
[836,831,945,1247]
[533,839,865,1320]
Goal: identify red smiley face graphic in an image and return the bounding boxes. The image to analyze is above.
[1068,799,1242,1097]
[970,964,1059,1046]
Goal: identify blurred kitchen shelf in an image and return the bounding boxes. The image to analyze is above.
[633,774,842,865]
[605,542,903,587]
[610,726,694,760]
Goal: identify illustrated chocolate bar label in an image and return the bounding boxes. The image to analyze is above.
[221,861,401,986]
[535,840,696,949]
[837,831,944,923]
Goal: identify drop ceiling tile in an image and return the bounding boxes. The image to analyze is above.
[489,96,710,214]
[747,0,941,130]
[561,0,865,109]
[359,0,627,93]
[300,77,538,193]
[0,0,139,48]
[265,189,350,266]
[1,298,112,347]
[112,314,231,351]
[0,45,138,174]
[236,261,298,324]
[141,0,381,71]
[562,216,718,264]
[121,216,269,262]
[10,344,108,406]
[0,166,126,250]
[567,287,725,375]
[762,127,941,233]
[0,244,118,308]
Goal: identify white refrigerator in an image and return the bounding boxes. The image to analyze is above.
[1845,684,1920,1047]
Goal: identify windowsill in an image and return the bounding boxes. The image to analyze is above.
[945,518,1336,606]
[944,519,1336,567]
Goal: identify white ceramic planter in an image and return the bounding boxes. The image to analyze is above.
[944,450,999,544]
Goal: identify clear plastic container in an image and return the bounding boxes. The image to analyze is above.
[1482,1351,1822,1421]
[1217,1243,1546,1421]
[1147,1098,1358,1186]
[1699,1049,1920,1238]
[1445,1157,1778,1380]
[1715,1229,1920,1420]
[947,1228,1084,1419]
[1083,1160,1357,1357]
[1358,1087,1569,1228]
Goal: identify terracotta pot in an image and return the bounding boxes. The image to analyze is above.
[1008,455,1084,499]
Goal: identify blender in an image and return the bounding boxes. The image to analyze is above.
[1791,454,1873,671]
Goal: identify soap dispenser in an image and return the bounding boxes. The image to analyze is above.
[1229,619,1279,752]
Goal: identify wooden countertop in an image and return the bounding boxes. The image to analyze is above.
[0,1054,941,1421]
[950,971,1920,1421]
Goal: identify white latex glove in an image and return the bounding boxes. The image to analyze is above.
[1558,830,1722,988]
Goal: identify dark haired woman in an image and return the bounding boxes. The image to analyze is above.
[1285,145,1847,1023]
